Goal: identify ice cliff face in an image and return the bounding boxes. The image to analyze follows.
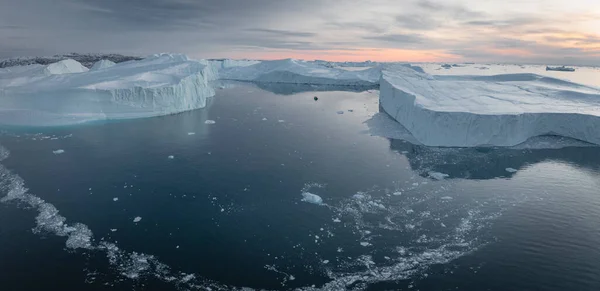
[379,65,600,147]
[0,54,215,126]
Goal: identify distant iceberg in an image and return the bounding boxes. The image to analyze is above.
[546,66,575,72]
[379,65,600,147]
[90,59,116,70]
[0,54,215,126]
[219,58,380,86]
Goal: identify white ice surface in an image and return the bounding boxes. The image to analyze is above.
[90,59,116,70]
[45,59,89,75]
[301,192,324,205]
[220,59,380,86]
[0,54,215,126]
[379,65,600,147]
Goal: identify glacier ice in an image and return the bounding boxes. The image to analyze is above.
[2,53,599,148]
[219,58,380,86]
[0,54,215,126]
[379,65,600,147]
[301,192,324,205]
[45,59,89,75]
[90,59,116,70]
[428,171,449,180]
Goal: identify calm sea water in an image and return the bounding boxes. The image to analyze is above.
[1,82,600,291]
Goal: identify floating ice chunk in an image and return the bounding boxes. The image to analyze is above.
[133,217,142,223]
[301,192,324,205]
[262,117,268,121]
[392,191,402,196]
[440,196,453,200]
[322,260,330,264]
[168,155,174,159]
[205,120,216,124]
[360,242,372,247]
[113,197,119,201]
[505,167,518,173]
[52,149,65,154]
[336,111,344,114]
[187,132,195,135]
[110,228,117,232]
[428,171,449,180]
[278,120,285,123]
[332,218,341,223]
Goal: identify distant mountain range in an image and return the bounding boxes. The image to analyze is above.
[0,53,142,69]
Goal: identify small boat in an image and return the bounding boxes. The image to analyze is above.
[546,66,575,72]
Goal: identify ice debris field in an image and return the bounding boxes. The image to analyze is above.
[1,53,599,147]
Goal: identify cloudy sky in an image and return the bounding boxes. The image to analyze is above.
[1,0,599,64]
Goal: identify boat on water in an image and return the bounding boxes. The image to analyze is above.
[546,65,576,72]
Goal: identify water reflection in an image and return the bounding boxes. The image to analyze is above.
[389,137,600,180]
[217,80,378,95]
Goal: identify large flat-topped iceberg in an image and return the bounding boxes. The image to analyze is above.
[0,54,215,126]
[220,58,380,86]
[380,65,600,147]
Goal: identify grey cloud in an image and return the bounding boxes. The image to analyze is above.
[545,35,600,46]
[0,25,26,29]
[394,14,438,30]
[323,21,387,34]
[363,33,425,44]
[463,17,540,28]
[416,0,484,18]
[243,28,317,38]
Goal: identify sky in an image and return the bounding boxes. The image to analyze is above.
[1,0,599,65]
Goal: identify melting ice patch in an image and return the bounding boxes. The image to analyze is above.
[301,192,324,205]
[428,171,449,180]
[205,120,216,124]
[289,179,532,290]
[301,182,326,206]
[0,143,257,291]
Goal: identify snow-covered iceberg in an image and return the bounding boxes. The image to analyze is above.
[0,54,215,126]
[220,58,380,86]
[90,59,116,70]
[379,65,600,147]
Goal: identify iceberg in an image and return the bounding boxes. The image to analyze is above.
[219,58,380,86]
[0,54,215,126]
[546,66,575,72]
[45,59,89,74]
[90,59,116,70]
[379,65,600,147]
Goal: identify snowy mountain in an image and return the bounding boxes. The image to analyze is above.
[0,53,142,69]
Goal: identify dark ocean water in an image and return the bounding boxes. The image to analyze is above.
[1,83,600,291]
